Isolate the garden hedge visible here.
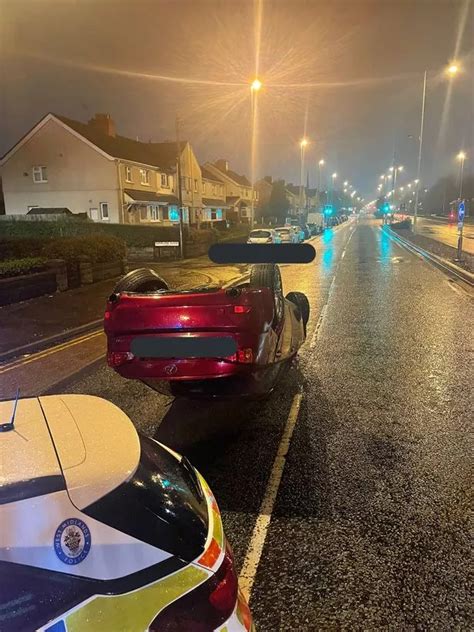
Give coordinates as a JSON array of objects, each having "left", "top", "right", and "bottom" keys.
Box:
[{"left": 0, "top": 257, "right": 48, "bottom": 278}]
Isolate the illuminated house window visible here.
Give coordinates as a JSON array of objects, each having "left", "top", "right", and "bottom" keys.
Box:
[
  {"left": 168, "top": 207, "right": 180, "bottom": 222},
  {"left": 125, "top": 166, "right": 132, "bottom": 182},
  {"left": 140, "top": 169, "right": 150, "bottom": 185}
]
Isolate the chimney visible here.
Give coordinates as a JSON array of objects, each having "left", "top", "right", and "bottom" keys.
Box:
[
  {"left": 215, "top": 159, "right": 229, "bottom": 172},
  {"left": 88, "top": 113, "right": 116, "bottom": 137}
]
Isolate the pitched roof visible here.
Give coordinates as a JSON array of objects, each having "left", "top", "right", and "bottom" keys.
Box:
[
  {"left": 200, "top": 166, "right": 223, "bottom": 183},
  {"left": 211, "top": 163, "right": 251, "bottom": 187},
  {"left": 55, "top": 114, "right": 184, "bottom": 170}
]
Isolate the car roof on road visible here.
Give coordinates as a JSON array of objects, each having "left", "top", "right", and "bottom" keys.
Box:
[{"left": 0, "top": 395, "right": 140, "bottom": 508}]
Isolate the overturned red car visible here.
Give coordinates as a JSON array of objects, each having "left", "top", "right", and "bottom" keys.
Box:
[{"left": 104, "top": 264, "right": 309, "bottom": 398}]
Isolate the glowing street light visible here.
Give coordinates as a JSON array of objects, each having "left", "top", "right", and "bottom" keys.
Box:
[
  {"left": 343, "top": 180, "right": 348, "bottom": 186},
  {"left": 251, "top": 78, "right": 262, "bottom": 91},
  {"left": 457, "top": 151, "right": 467, "bottom": 198},
  {"left": 300, "top": 138, "right": 309, "bottom": 148},
  {"left": 332, "top": 172, "right": 337, "bottom": 179},
  {"left": 447, "top": 63, "right": 459, "bottom": 77}
]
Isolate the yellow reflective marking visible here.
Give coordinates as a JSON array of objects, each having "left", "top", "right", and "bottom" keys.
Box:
[
  {"left": 0, "top": 331, "right": 102, "bottom": 374},
  {"left": 66, "top": 565, "right": 208, "bottom": 632}
]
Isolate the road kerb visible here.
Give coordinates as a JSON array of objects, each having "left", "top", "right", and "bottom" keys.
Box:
[{"left": 383, "top": 226, "right": 474, "bottom": 287}]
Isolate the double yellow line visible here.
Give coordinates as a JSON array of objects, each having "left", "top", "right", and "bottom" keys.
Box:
[{"left": 0, "top": 330, "right": 103, "bottom": 375}]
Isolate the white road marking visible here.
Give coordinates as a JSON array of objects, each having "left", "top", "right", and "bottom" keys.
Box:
[
  {"left": 310, "top": 303, "right": 328, "bottom": 348},
  {"left": 238, "top": 392, "right": 303, "bottom": 601}
]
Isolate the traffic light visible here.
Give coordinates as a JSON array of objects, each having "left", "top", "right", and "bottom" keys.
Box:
[
  {"left": 382, "top": 202, "right": 391, "bottom": 214},
  {"left": 323, "top": 204, "right": 333, "bottom": 216}
]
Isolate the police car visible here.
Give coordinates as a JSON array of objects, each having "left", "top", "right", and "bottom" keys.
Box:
[{"left": 0, "top": 394, "right": 253, "bottom": 631}]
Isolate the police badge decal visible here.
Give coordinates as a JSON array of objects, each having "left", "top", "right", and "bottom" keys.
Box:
[{"left": 54, "top": 518, "right": 91, "bottom": 565}]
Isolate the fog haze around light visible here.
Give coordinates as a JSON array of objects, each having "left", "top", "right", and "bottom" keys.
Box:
[{"left": 1, "top": 0, "right": 473, "bottom": 196}]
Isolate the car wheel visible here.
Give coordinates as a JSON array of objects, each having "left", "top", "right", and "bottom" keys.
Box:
[
  {"left": 249, "top": 264, "right": 284, "bottom": 327},
  {"left": 286, "top": 291, "right": 310, "bottom": 335},
  {"left": 113, "top": 268, "right": 169, "bottom": 293}
]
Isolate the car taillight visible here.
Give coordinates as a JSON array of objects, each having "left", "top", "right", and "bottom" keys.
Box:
[
  {"left": 233, "top": 305, "right": 251, "bottom": 314},
  {"left": 208, "top": 545, "right": 238, "bottom": 614},
  {"left": 150, "top": 544, "right": 239, "bottom": 632},
  {"left": 107, "top": 351, "right": 134, "bottom": 367},
  {"left": 237, "top": 348, "right": 253, "bottom": 363},
  {"left": 104, "top": 310, "right": 111, "bottom": 320}
]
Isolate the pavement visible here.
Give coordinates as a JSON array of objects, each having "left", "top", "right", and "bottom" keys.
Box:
[
  {"left": 0, "top": 255, "right": 248, "bottom": 356},
  {"left": 0, "top": 218, "right": 471, "bottom": 629},
  {"left": 409, "top": 216, "right": 474, "bottom": 254}
]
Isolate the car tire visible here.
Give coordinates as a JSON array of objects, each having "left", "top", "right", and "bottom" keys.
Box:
[
  {"left": 113, "top": 268, "right": 169, "bottom": 293},
  {"left": 249, "top": 264, "right": 284, "bottom": 327},
  {"left": 286, "top": 291, "right": 310, "bottom": 335}
]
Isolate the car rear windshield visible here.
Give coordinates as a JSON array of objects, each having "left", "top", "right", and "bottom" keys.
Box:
[
  {"left": 250, "top": 230, "right": 271, "bottom": 238},
  {"left": 84, "top": 435, "right": 209, "bottom": 560}
]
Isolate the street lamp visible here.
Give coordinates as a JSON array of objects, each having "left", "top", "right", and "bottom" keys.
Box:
[
  {"left": 457, "top": 151, "right": 466, "bottom": 198},
  {"left": 343, "top": 180, "right": 348, "bottom": 187},
  {"left": 414, "top": 62, "right": 460, "bottom": 229},
  {"left": 251, "top": 78, "right": 262, "bottom": 92},
  {"left": 299, "top": 138, "right": 309, "bottom": 211},
  {"left": 447, "top": 63, "right": 459, "bottom": 77},
  {"left": 456, "top": 151, "right": 467, "bottom": 259},
  {"left": 318, "top": 159, "right": 325, "bottom": 191},
  {"left": 250, "top": 78, "right": 262, "bottom": 226}
]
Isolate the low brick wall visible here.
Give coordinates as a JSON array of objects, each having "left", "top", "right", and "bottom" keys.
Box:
[
  {"left": 0, "top": 270, "right": 57, "bottom": 306},
  {"left": 92, "top": 260, "right": 126, "bottom": 282}
]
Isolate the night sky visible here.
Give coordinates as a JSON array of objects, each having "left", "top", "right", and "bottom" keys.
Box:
[{"left": 1, "top": 0, "right": 473, "bottom": 198}]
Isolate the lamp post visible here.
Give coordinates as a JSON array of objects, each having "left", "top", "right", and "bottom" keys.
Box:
[
  {"left": 318, "top": 159, "right": 325, "bottom": 193},
  {"left": 456, "top": 151, "right": 467, "bottom": 259},
  {"left": 299, "top": 138, "right": 309, "bottom": 212},
  {"left": 250, "top": 79, "right": 262, "bottom": 227},
  {"left": 331, "top": 172, "right": 337, "bottom": 205},
  {"left": 414, "top": 62, "right": 460, "bottom": 229}
]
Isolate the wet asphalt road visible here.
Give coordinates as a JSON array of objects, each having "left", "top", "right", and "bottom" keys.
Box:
[{"left": 42, "top": 219, "right": 472, "bottom": 629}]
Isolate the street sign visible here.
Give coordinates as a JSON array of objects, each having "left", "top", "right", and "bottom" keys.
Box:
[
  {"left": 457, "top": 200, "right": 465, "bottom": 223},
  {"left": 154, "top": 241, "right": 180, "bottom": 247},
  {"left": 458, "top": 221, "right": 464, "bottom": 231}
]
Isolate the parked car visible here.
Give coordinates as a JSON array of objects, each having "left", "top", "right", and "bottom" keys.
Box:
[
  {"left": 105, "top": 264, "right": 310, "bottom": 399},
  {"left": 247, "top": 228, "right": 281, "bottom": 244},
  {"left": 275, "top": 226, "right": 298, "bottom": 243},
  {"left": 287, "top": 219, "right": 305, "bottom": 242},
  {"left": 0, "top": 394, "right": 253, "bottom": 632},
  {"left": 308, "top": 223, "right": 324, "bottom": 236}
]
